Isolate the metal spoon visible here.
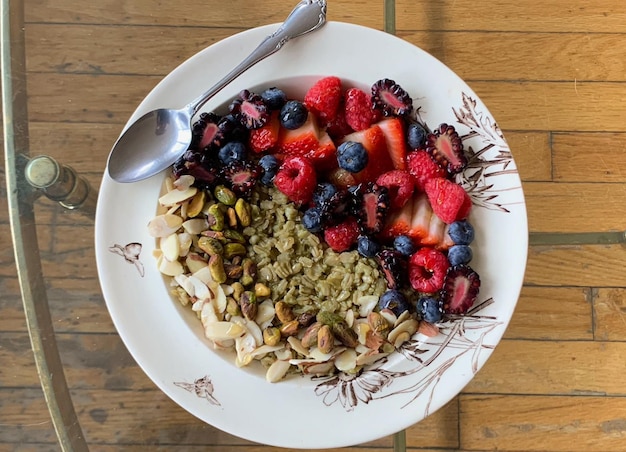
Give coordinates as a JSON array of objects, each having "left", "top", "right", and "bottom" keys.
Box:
[{"left": 107, "top": 0, "right": 327, "bottom": 183}]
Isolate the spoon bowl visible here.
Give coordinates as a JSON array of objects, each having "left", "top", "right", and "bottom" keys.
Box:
[{"left": 107, "top": 0, "right": 327, "bottom": 183}]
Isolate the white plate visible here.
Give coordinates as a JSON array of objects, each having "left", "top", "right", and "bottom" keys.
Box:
[{"left": 95, "top": 21, "right": 527, "bottom": 449}]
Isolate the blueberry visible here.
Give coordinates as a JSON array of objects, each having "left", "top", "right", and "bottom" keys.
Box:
[
  {"left": 447, "top": 244, "right": 473, "bottom": 266},
  {"left": 337, "top": 141, "right": 368, "bottom": 173},
  {"left": 302, "top": 207, "right": 324, "bottom": 233},
  {"left": 357, "top": 236, "right": 380, "bottom": 258},
  {"left": 260, "top": 87, "right": 287, "bottom": 110},
  {"left": 417, "top": 297, "right": 443, "bottom": 323},
  {"left": 448, "top": 220, "right": 475, "bottom": 245},
  {"left": 393, "top": 235, "right": 415, "bottom": 256},
  {"left": 378, "top": 290, "right": 410, "bottom": 316},
  {"left": 218, "top": 141, "right": 246, "bottom": 165},
  {"left": 312, "top": 182, "right": 338, "bottom": 206},
  {"left": 280, "top": 100, "right": 308, "bottom": 130},
  {"left": 407, "top": 122, "right": 428, "bottom": 149},
  {"left": 259, "top": 154, "right": 280, "bottom": 185}
]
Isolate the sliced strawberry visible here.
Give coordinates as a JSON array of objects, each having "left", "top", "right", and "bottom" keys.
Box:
[
  {"left": 424, "top": 177, "right": 472, "bottom": 224},
  {"left": 304, "top": 76, "right": 343, "bottom": 123},
  {"left": 275, "top": 114, "right": 320, "bottom": 156},
  {"left": 325, "top": 104, "right": 353, "bottom": 140},
  {"left": 439, "top": 224, "right": 456, "bottom": 251},
  {"left": 421, "top": 211, "right": 446, "bottom": 247},
  {"left": 248, "top": 111, "right": 280, "bottom": 153},
  {"left": 377, "top": 117, "right": 408, "bottom": 170},
  {"left": 304, "top": 130, "right": 337, "bottom": 171},
  {"left": 425, "top": 123, "right": 468, "bottom": 175},
  {"left": 442, "top": 265, "right": 481, "bottom": 314},
  {"left": 406, "top": 150, "right": 446, "bottom": 192},
  {"left": 379, "top": 200, "right": 413, "bottom": 240},
  {"left": 408, "top": 247, "right": 450, "bottom": 294},
  {"left": 341, "top": 124, "right": 393, "bottom": 183},
  {"left": 344, "top": 87, "right": 375, "bottom": 132},
  {"left": 410, "top": 192, "right": 432, "bottom": 241},
  {"left": 376, "top": 170, "right": 414, "bottom": 210}
]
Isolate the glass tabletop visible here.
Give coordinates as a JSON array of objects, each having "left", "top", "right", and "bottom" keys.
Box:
[{"left": 3, "top": 0, "right": 626, "bottom": 451}]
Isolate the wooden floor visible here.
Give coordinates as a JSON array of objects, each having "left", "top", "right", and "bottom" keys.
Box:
[{"left": 2, "top": 0, "right": 626, "bottom": 450}]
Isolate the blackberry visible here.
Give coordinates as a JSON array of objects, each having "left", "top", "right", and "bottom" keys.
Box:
[
  {"left": 371, "top": 78, "right": 413, "bottom": 117},
  {"left": 319, "top": 190, "right": 351, "bottom": 227},
  {"left": 218, "top": 114, "right": 249, "bottom": 142},
  {"left": 220, "top": 161, "right": 261, "bottom": 196},
  {"left": 172, "top": 149, "right": 221, "bottom": 188},
  {"left": 190, "top": 112, "right": 224, "bottom": 151},
  {"left": 377, "top": 249, "right": 407, "bottom": 290},
  {"left": 425, "top": 123, "right": 467, "bottom": 175},
  {"left": 229, "top": 89, "right": 269, "bottom": 130},
  {"left": 352, "top": 182, "right": 389, "bottom": 235}
]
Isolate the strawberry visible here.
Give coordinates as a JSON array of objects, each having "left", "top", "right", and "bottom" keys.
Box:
[
  {"left": 406, "top": 150, "right": 446, "bottom": 192},
  {"left": 377, "top": 117, "right": 408, "bottom": 170},
  {"left": 341, "top": 124, "right": 393, "bottom": 183},
  {"left": 441, "top": 265, "right": 481, "bottom": 314},
  {"left": 424, "top": 177, "right": 472, "bottom": 224},
  {"left": 324, "top": 217, "right": 360, "bottom": 252},
  {"left": 273, "top": 156, "right": 317, "bottom": 205},
  {"left": 344, "top": 87, "right": 375, "bottom": 132},
  {"left": 304, "top": 76, "right": 343, "bottom": 123},
  {"left": 275, "top": 114, "right": 337, "bottom": 169},
  {"left": 376, "top": 170, "right": 414, "bottom": 210},
  {"left": 408, "top": 247, "right": 450, "bottom": 293},
  {"left": 425, "top": 123, "right": 468, "bottom": 175},
  {"left": 248, "top": 112, "right": 280, "bottom": 153}
]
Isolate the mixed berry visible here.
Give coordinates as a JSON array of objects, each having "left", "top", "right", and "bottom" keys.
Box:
[{"left": 172, "top": 76, "right": 482, "bottom": 325}]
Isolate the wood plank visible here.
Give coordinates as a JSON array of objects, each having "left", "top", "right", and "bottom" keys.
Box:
[
  {"left": 505, "top": 131, "right": 551, "bottom": 182},
  {"left": 526, "top": 244, "right": 626, "bottom": 287},
  {"left": 27, "top": 75, "right": 626, "bottom": 133},
  {"left": 397, "top": 31, "right": 626, "bottom": 82},
  {"left": 470, "top": 81, "right": 626, "bottom": 132},
  {"left": 460, "top": 394, "right": 626, "bottom": 451},
  {"left": 464, "top": 340, "right": 626, "bottom": 395},
  {"left": 25, "top": 24, "right": 237, "bottom": 76},
  {"left": 24, "top": 0, "right": 384, "bottom": 28},
  {"left": 396, "top": 0, "right": 626, "bottom": 33},
  {"left": 553, "top": 132, "right": 626, "bottom": 182},
  {"left": 0, "top": 388, "right": 57, "bottom": 444},
  {"left": 524, "top": 182, "right": 626, "bottom": 233},
  {"left": 505, "top": 286, "right": 592, "bottom": 340},
  {"left": 593, "top": 288, "right": 626, "bottom": 341}
]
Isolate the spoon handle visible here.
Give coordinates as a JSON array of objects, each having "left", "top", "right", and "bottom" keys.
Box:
[{"left": 188, "top": 0, "right": 327, "bottom": 115}]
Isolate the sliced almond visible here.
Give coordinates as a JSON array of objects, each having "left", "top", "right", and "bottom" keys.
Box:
[
  {"left": 204, "top": 321, "right": 245, "bottom": 341},
  {"left": 147, "top": 214, "right": 183, "bottom": 238},
  {"left": 159, "top": 186, "right": 198, "bottom": 207},
  {"left": 160, "top": 233, "right": 180, "bottom": 262},
  {"left": 182, "top": 218, "right": 209, "bottom": 235}
]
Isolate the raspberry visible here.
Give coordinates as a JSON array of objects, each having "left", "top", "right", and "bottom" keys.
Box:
[
  {"left": 274, "top": 156, "right": 317, "bottom": 205},
  {"left": 376, "top": 170, "right": 414, "bottom": 210},
  {"left": 408, "top": 247, "right": 450, "bottom": 293},
  {"left": 406, "top": 150, "right": 446, "bottom": 192},
  {"left": 325, "top": 107, "right": 353, "bottom": 140},
  {"left": 304, "top": 76, "right": 342, "bottom": 123},
  {"left": 323, "top": 217, "right": 360, "bottom": 252},
  {"left": 424, "top": 177, "right": 472, "bottom": 224},
  {"left": 344, "top": 88, "right": 375, "bottom": 132},
  {"left": 248, "top": 112, "right": 280, "bottom": 153}
]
